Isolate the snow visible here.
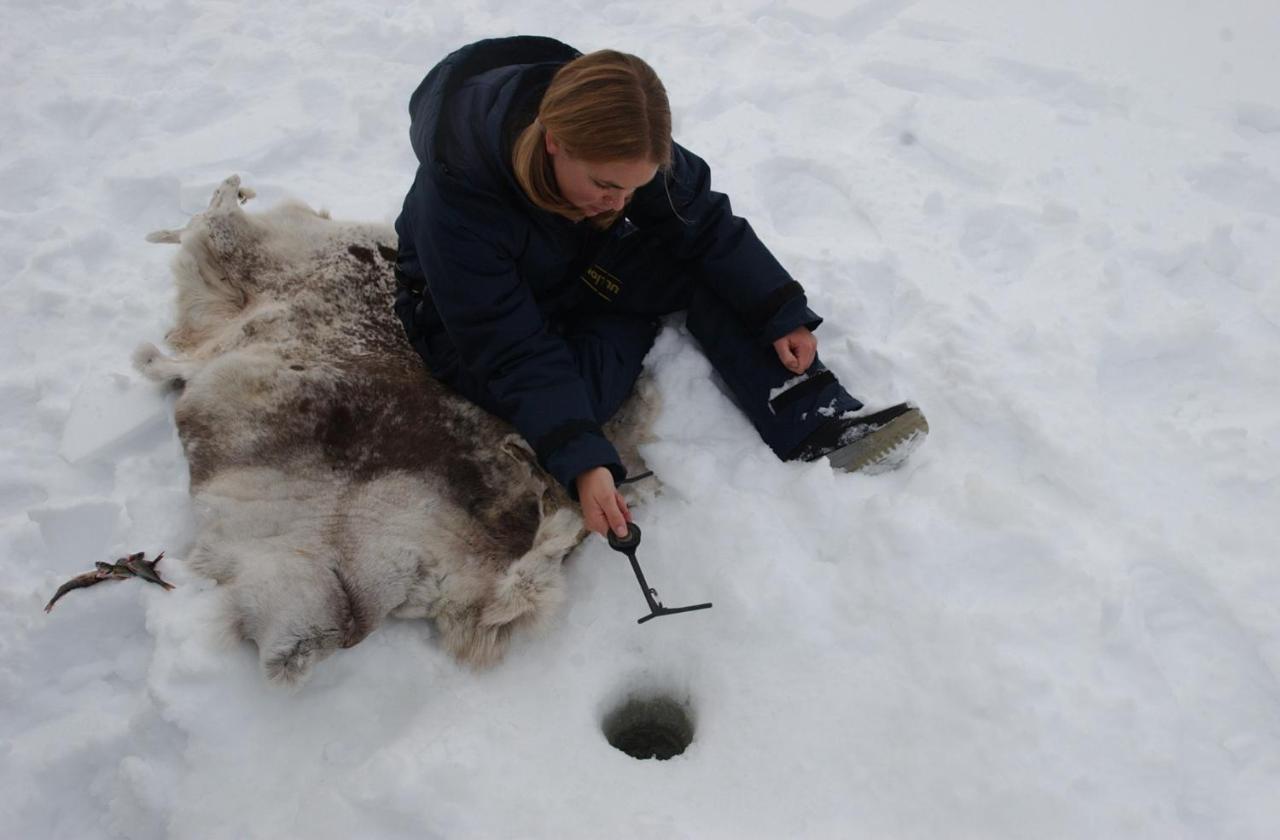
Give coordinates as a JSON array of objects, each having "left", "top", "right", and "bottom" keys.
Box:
[
  {"left": 59, "top": 374, "right": 171, "bottom": 464},
  {"left": 2, "top": 0, "right": 1278, "bottom": 837}
]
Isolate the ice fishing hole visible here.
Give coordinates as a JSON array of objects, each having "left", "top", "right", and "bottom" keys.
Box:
[{"left": 602, "top": 695, "right": 694, "bottom": 760}]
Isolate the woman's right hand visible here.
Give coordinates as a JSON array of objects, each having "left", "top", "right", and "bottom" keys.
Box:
[{"left": 575, "top": 466, "right": 631, "bottom": 538}]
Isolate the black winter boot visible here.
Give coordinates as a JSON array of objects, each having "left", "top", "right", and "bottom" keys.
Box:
[{"left": 788, "top": 403, "right": 928, "bottom": 474}]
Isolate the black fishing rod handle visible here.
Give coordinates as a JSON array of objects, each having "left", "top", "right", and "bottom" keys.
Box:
[{"left": 607, "top": 522, "right": 642, "bottom": 553}]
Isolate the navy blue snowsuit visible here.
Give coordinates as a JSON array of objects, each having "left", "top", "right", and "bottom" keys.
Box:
[{"left": 393, "top": 36, "right": 861, "bottom": 494}]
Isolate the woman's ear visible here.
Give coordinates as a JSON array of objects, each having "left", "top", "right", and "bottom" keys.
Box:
[{"left": 544, "top": 129, "right": 560, "bottom": 156}]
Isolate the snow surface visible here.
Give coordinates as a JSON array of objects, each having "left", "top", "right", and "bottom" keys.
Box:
[{"left": 3, "top": 1, "right": 1279, "bottom": 837}]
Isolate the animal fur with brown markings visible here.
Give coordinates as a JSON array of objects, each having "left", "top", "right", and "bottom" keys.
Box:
[{"left": 136, "top": 176, "right": 656, "bottom": 684}]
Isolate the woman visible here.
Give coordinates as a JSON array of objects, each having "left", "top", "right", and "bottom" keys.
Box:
[{"left": 393, "top": 36, "right": 927, "bottom": 539}]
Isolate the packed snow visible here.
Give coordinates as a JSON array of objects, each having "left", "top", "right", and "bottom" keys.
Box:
[{"left": 3, "top": 0, "right": 1278, "bottom": 837}]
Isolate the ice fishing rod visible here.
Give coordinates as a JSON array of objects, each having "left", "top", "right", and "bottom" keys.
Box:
[{"left": 606, "top": 522, "right": 712, "bottom": 624}]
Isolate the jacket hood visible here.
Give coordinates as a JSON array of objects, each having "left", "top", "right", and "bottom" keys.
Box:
[{"left": 407, "top": 36, "right": 581, "bottom": 178}]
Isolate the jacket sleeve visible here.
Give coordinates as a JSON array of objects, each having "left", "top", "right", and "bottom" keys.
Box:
[
  {"left": 409, "top": 170, "right": 625, "bottom": 495},
  {"left": 628, "top": 142, "right": 821, "bottom": 344}
]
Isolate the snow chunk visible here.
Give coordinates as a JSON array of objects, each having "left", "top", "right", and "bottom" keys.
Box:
[
  {"left": 27, "top": 500, "right": 121, "bottom": 568},
  {"left": 59, "top": 372, "right": 171, "bottom": 464}
]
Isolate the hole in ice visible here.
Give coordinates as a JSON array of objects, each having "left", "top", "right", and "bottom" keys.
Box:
[{"left": 602, "top": 694, "right": 694, "bottom": 760}]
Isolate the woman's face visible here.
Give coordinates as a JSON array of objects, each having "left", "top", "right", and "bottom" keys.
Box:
[{"left": 545, "top": 131, "right": 658, "bottom": 219}]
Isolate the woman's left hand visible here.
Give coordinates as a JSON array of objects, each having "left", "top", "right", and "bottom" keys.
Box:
[{"left": 773, "top": 326, "right": 817, "bottom": 375}]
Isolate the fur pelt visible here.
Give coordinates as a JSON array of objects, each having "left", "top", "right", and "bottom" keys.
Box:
[{"left": 136, "top": 176, "right": 656, "bottom": 684}]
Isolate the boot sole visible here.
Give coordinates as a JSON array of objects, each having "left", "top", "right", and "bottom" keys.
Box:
[{"left": 827, "top": 408, "right": 929, "bottom": 474}]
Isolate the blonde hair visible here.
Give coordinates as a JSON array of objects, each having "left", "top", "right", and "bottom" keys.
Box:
[{"left": 512, "top": 50, "right": 672, "bottom": 228}]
